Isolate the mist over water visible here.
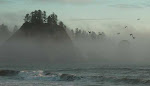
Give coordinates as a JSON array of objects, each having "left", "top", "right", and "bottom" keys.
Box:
[
  {"left": 65, "top": 26, "right": 150, "bottom": 65},
  {"left": 0, "top": 23, "right": 150, "bottom": 65},
  {"left": 0, "top": 22, "right": 150, "bottom": 66}
]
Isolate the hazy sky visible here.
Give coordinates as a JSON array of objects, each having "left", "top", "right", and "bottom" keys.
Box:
[{"left": 1, "top": 0, "right": 150, "bottom": 33}]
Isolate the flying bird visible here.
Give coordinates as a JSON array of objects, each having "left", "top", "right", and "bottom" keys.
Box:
[
  {"left": 125, "top": 26, "right": 128, "bottom": 28},
  {"left": 137, "top": 18, "right": 140, "bottom": 20},
  {"left": 88, "top": 31, "right": 91, "bottom": 33},
  {"left": 130, "top": 34, "right": 135, "bottom": 39},
  {"left": 117, "top": 33, "right": 120, "bottom": 35}
]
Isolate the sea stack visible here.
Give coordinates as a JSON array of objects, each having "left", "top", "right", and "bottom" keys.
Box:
[{"left": 0, "top": 10, "right": 81, "bottom": 65}]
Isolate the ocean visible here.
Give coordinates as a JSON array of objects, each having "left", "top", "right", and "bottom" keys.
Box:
[{"left": 0, "top": 64, "right": 150, "bottom": 86}]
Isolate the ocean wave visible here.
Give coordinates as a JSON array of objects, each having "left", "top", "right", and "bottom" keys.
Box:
[
  {"left": 117, "top": 78, "right": 150, "bottom": 84},
  {"left": 44, "top": 71, "right": 83, "bottom": 81},
  {"left": 57, "top": 67, "right": 133, "bottom": 72},
  {"left": 0, "top": 69, "right": 150, "bottom": 85},
  {"left": 0, "top": 70, "right": 83, "bottom": 81},
  {"left": 88, "top": 75, "right": 150, "bottom": 85}
]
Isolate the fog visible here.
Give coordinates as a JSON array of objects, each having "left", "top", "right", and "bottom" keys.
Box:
[
  {"left": 66, "top": 24, "right": 150, "bottom": 65},
  {"left": 1, "top": 9, "right": 150, "bottom": 66},
  {"left": 0, "top": 23, "right": 150, "bottom": 66}
]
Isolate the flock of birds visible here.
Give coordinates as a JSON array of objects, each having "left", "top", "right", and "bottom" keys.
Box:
[
  {"left": 117, "top": 25, "right": 136, "bottom": 39},
  {"left": 88, "top": 18, "right": 140, "bottom": 40},
  {"left": 115, "top": 18, "right": 141, "bottom": 40}
]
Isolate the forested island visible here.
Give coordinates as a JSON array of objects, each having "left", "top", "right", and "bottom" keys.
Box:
[{"left": 0, "top": 10, "right": 85, "bottom": 65}]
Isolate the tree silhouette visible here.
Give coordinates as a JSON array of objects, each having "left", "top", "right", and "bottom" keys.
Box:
[
  {"left": 67, "top": 28, "right": 106, "bottom": 41},
  {"left": 48, "top": 12, "right": 58, "bottom": 25},
  {"left": 30, "top": 11, "right": 36, "bottom": 23},
  {"left": 24, "top": 14, "right": 30, "bottom": 23},
  {"left": 24, "top": 10, "right": 47, "bottom": 24},
  {"left": 23, "top": 10, "right": 71, "bottom": 35},
  {"left": 43, "top": 11, "right": 47, "bottom": 23},
  {"left": 30, "top": 10, "right": 43, "bottom": 24},
  {"left": 24, "top": 10, "right": 60, "bottom": 25},
  {"left": 37, "top": 10, "right": 43, "bottom": 23},
  {"left": 59, "top": 21, "right": 65, "bottom": 28},
  {"left": 23, "top": 10, "right": 107, "bottom": 41},
  {"left": 0, "top": 24, "right": 10, "bottom": 36}
]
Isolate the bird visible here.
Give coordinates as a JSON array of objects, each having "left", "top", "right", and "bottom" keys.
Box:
[
  {"left": 133, "top": 37, "right": 136, "bottom": 39},
  {"left": 137, "top": 18, "right": 140, "bottom": 20},
  {"left": 117, "top": 33, "right": 120, "bottom": 35},
  {"left": 125, "top": 26, "right": 128, "bottom": 28},
  {"left": 88, "top": 31, "right": 91, "bottom": 33},
  {"left": 130, "top": 34, "right": 136, "bottom": 39},
  {"left": 130, "top": 34, "right": 133, "bottom": 36}
]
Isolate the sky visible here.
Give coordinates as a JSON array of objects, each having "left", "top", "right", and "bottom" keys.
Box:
[{"left": 1, "top": 0, "right": 150, "bottom": 35}]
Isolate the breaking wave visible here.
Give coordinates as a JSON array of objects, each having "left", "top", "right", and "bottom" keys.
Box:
[
  {"left": 0, "top": 70, "right": 83, "bottom": 81},
  {"left": 0, "top": 69, "right": 150, "bottom": 85}
]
